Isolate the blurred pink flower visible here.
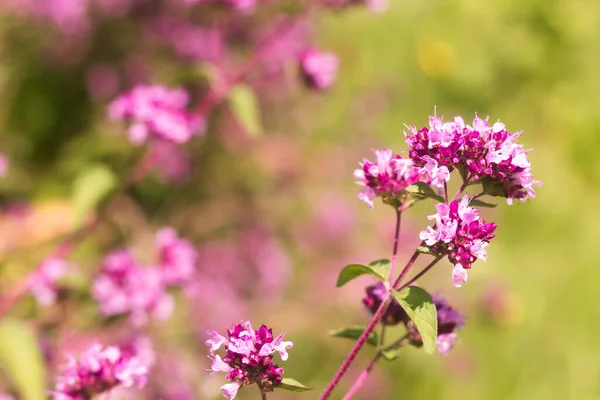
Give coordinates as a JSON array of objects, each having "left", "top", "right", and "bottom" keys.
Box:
[
  {"left": 298, "top": 47, "right": 339, "bottom": 90},
  {"left": 28, "top": 257, "right": 71, "bottom": 306},
  {"left": 156, "top": 227, "right": 197, "bottom": 285}
]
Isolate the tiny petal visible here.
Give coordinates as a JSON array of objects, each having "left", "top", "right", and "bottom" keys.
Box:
[
  {"left": 452, "top": 264, "right": 469, "bottom": 288},
  {"left": 220, "top": 382, "right": 241, "bottom": 400}
]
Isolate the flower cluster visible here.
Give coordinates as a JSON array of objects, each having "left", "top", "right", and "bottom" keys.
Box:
[
  {"left": 51, "top": 343, "right": 148, "bottom": 400},
  {"left": 298, "top": 48, "right": 339, "bottom": 91},
  {"left": 108, "top": 84, "right": 205, "bottom": 146},
  {"left": 363, "top": 282, "right": 465, "bottom": 355},
  {"left": 353, "top": 149, "right": 449, "bottom": 208},
  {"left": 205, "top": 321, "right": 293, "bottom": 400},
  {"left": 420, "top": 195, "right": 496, "bottom": 287},
  {"left": 92, "top": 227, "right": 196, "bottom": 325},
  {"left": 405, "top": 113, "right": 540, "bottom": 204},
  {"left": 28, "top": 257, "right": 71, "bottom": 306}
]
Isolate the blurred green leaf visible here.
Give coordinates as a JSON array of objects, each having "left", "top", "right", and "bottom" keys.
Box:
[
  {"left": 381, "top": 347, "right": 401, "bottom": 361},
  {"left": 329, "top": 326, "right": 378, "bottom": 346},
  {"left": 392, "top": 287, "right": 437, "bottom": 354},
  {"left": 405, "top": 182, "right": 445, "bottom": 202},
  {"left": 416, "top": 246, "right": 437, "bottom": 256},
  {"left": 336, "top": 259, "right": 390, "bottom": 287},
  {"left": 228, "top": 84, "right": 262, "bottom": 138},
  {"left": 0, "top": 318, "right": 46, "bottom": 400},
  {"left": 470, "top": 198, "right": 497, "bottom": 208},
  {"left": 278, "top": 378, "right": 312, "bottom": 392},
  {"left": 72, "top": 164, "right": 117, "bottom": 225}
]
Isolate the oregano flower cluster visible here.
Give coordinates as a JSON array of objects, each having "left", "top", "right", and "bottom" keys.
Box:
[
  {"left": 205, "top": 321, "right": 293, "bottom": 399},
  {"left": 51, "top": 343, "right": 148, "bottom": 400}
]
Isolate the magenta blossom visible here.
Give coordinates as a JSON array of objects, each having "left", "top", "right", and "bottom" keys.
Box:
[
  {"left": 108, "top": 84, "right": 205, "bottom": 145},
  {"left": 51, "top": 343, "right": 148, "bottom": 400},
  {"left": 92, "top": 249, "right": 173, "bottom": 326},
  {"left": 298, "top": 48, "right": 339, "bottom": 90},
  {"left": 28, "top": 257, "right": 71, "bottom": 306},
  {"left": 419, "top": 195, "right": 496, "bottom": 287},
  {"left": 405, "top": 112, "right": 541, "bottom": 204},
  {"left": 156, "top": 227, "right": 197, "bottom": 285},
  {"left": 353, "top": 149, "right": 421, "bottom": 208},
  {"left": 205, "top": 321, "right": 293, "bottom": 399},
  {"left": 0, "top": 153, "right": 8, "bottom": 177}
]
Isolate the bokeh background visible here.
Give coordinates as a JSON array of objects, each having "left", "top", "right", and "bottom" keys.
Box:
[{"left": 0, "top": 0, "right": 597, "bottom": 399}]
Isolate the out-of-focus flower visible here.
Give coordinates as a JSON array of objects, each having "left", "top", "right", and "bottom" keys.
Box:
[
  {"left": 205, "top": 321, "right": 293, "bottom": 399},
  {"left": 28, "top": 257, "right": 71, "bottom": 306},
  {"left": 0, "top": 153, "right": 8, "bottom": 177},
  {"left": 354, "top": 149, "right": 420, "bottom": 208},
  {"left": 419, "top": 195, "right": 496, "bottom": 287},
  {"left": 92, "top": 249, "right": 174, "bottom": 326},
  {"left": 299, "top": 48, "right": 339, "bottom": 90},
  {"left": 108, "top": 84, "right": 205, "bottom": 145},
  {"left": 148, "top": 140, "right": 193, "bottom": 182},
  {"left": 51, "top": 343, "right": 148, "bottom": 400},
  {"left": 362, "top": 281, "right": 407, "bottom": 326},
  {"left": 156, "top": 227, "right": 197, "bottom": 286},
  {"left": 405, "top": 112, "right": 541, "bottom": 204}
]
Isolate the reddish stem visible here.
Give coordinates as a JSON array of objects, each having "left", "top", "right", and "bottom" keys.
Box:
[{"left": 341, "top": 353, "right": 382, "bottom": 400}]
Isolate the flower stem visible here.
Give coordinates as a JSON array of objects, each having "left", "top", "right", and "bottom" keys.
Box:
[
  {"left": 388, "top": 208, "right": 402, "bottom": 284},
  {"left": 342, "top": 334, "right": 409, "bottom": 400},
  {"left": 398, "top": 256, "right": 444, "bottom": 290},
  {"left": 319, "top": 209, "right": 411, "bottom": 400},
  {"left": 341, "top": 352, "right": 382, "bottom": 400},
  {"left": 257, "top": 382, "right": 267, "bottom": 400}
]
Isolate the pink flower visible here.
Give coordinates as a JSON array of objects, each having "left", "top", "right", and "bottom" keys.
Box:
[
  {"left": 156, "top": 227, "right": 197, "bottom": 285},
  {"left": 436, "top": 333, "right": 459, "bottom": 355},
  {"left": 354, "top": 149, "right": 420, "bottom": 208},
  {"left": 28, "top": 258, "right": 70, "bottom": 306},
  {"left": 108, "top": 84, "right": 205, "bottom": 145},
  {"left": 92, "top": 249, "right": 173, "bottom": 325},
  {"left": 420, "top": 196, "right": 496, "bottom": 286},
  {"left": 220, "top": 382, "right": 241, "bottom": 400},
  {"left": 405, "top": 111, "right": 541, "bottom": 203},
  {"left": 299, "top": 48, "right": 339, "bottom": 90},
  {"left": 52, "top": 343, "right": 148, "bottom": 399},
  {"left": 418, "top": 156, "right": 450, "bottom": 188},
  {"left": 0, "top": 153, "right": 8, "bottom": 177},
  {"left": 452, "top": 264, "right": 469, "bottom": 288},
  {"left": 205, "top": 322, "right": 292, "bottom": 398}
]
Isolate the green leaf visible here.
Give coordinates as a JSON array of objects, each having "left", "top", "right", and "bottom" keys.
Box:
[
  {"left": 469, "top": 198, "right": 497, "bottom": 208},
  {"left": 72, "top": 164, "right": 117, "bottom": 225},
  {"left": 381, "top": 347, "right": 401, "bottom": 361},
  {"left": 228, "top": 84, "right": 262, "bottom": 138},
  {"left": 0, "top": 318, "right": 46, "bottom": 400},
  {"left": 329, "top": 326, "right": 378, "bottom": 346},
  {"left": 416, "top": 246, "right": 437, "bottom": 256},
  {"left": 481, "top": 178, "right": 504, "bottom": 197},
  {"left": 278, "top": 378, "right": 312, "bottom": 392},
  {"left": 336, "top": 259, "right": 391, "bottom": 287},
  {"left": 392, "top": 287, "right": 438, "bottom": 354},
  {"left": 405, "top": 182, "right": 445, "bottom": 202}
]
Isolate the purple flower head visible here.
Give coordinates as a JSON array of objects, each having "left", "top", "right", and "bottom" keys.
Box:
[
  {"left": 204, "top": 321, "right": 292, "bottom": 399},
  {"left": 28, "top": 257, "right": 71, "bottom": 307},
  {"left": 419, "top": 195, "right": 496, "bottom": 287},
  {"left": 407, "top": 294, "right": 465, "bottom": 355},
  {"left": 51, "top": 343, "right": 148, "bottom": 400},
  {"left": 405, "top": 112, "right": 541, "bottom": 204},
  {"left": 92, "top": 249, "right": 173, "bottom": 326},
  {"left": 156, "top": 227, "right": 197, "bottom": 286},
  {"left": 298, "top": 48, "right": 339, "bottom": 90},
  {"left": 354, "top": 149, "right": 421, "bottom": 208},
  {"left": 108, "top": 84, "right": 205, "bottom": 145},
  {"left": 362, "top": 281, "right": 407, "bottom": 325}
]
